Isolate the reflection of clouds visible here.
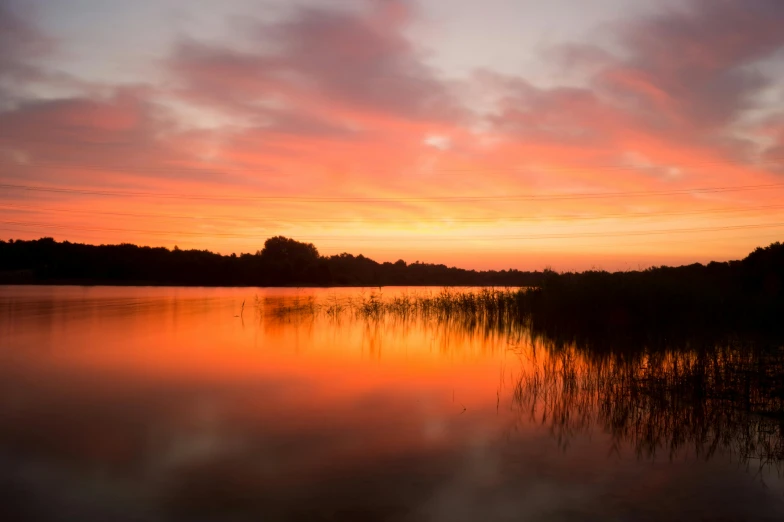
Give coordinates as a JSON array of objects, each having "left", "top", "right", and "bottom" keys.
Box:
[
  {"left": 0, "top": 357, "right": 474, "bottom": 519},
  {"left": 418, "top": 426, "right": 784, "bottom": 522},
  {"left": 422, "top": 417, "right": 447, "bottom": 442},
  {"left": 153, "top": 397, "right": 247, "bottom": 473}
]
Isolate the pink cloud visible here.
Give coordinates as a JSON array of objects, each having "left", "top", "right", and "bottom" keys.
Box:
[{"left": 169, "top": 1, "right": 466, "bottom": 129}]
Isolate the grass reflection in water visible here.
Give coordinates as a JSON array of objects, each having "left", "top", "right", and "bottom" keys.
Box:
[{"left": 259, "top": 288, "right": 784, "bottom": 475}]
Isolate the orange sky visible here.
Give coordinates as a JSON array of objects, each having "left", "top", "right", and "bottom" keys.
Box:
[{"left": 1, "top": 0, "right": 784, "bottom": 270}]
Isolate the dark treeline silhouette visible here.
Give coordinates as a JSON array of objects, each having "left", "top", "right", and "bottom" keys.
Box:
[
  {"left": 0, "top": 236, "right": 543, "bottom": 287},
  {"left": 519, "top": 241, "right": 784, "bottom": 344},
  {"left": 230, "top": 238, "right": 783, "bottom": 343},
  {"left": 2, "top": 237, "right": 782, "bottom": 338}
]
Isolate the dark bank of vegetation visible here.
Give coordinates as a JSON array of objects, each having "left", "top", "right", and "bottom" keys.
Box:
[
  {"left": 256, "top": 240, "right": 784, "bottom": 341},
  {"left": 2, "top": 236, "right": 783, "bottom": 339},
  {"left": 523, "top": 240, "right": 784, "bottom": 346},
  {"left": 0, "top": 236, "right": 543, "bottom": 287}
]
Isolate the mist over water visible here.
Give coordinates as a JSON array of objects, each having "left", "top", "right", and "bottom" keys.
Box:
[{"left": 1, "top": 286, "right": 783, "bottom": 521}]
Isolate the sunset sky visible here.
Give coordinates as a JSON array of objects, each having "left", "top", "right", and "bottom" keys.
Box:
[{"left": 1, "top": 0, "right": 784, "bottom": 270}]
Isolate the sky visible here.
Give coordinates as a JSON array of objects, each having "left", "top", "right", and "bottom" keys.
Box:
[{"left": 1, "top": 0, "right": 784, "bottom": 271}]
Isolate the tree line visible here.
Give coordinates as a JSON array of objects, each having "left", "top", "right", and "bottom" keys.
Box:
[
  {"left": 0, "top": 236, "right": 544, "bottom": 287},
  {"left": 2, "top": 236, "right": 782, "bottom": 337},
  {"left": 520, "top": 241, "right": 784, "bottom": 343}
]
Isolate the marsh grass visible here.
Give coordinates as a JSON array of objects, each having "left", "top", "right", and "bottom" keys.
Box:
[
  {"left": 509, "top": 341, "right": 784, "bottom": 469},
  {"left": 252, "top": 287, "right": 784, "bottom": 470},
  {"left": 254, "top": 288, "right": 530, "bottom": 335},
  {"left": 254, "top": 294, "right": 320, "bottom": 320}
]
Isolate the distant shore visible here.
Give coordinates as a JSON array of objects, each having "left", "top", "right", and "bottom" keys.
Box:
[
  {"left": 0, "top": 236, "right": 544, "bottom": 287},
  {"left": 3, "top": 237, "right": 783, "bottom": 341}
]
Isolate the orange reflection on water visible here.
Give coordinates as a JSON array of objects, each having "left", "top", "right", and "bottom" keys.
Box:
[
  {"left": 1, "top": 286, "right": 512, "bottom": 410},
  {"left": 1, "top": 285, "right": 783, "bottom": 521}
]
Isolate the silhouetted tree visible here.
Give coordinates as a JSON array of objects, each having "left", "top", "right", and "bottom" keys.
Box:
[
  {"left": 0, "top": 236, "right": 543, "bottom": 287},
  {"left": 3, "top": 237, "right": 781, "bottom": 339}
]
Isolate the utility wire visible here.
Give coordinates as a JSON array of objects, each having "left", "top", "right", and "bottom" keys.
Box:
[
  {"left": 2, "top": 181, "right": 784, "bottom": 203},
  {"left": 2, "top": 219, "right": 783, "bottom": 241},
  {"left": 2, "top": 202, "right": 784, "bottom": 224}
]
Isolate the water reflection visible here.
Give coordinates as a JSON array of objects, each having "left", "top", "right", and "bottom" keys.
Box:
[
  {"left": 1, "top": 286, "right": 784, "bottom": 521},
  {"left": 510, "top": 342, "right": 784, "bottom": 468}
]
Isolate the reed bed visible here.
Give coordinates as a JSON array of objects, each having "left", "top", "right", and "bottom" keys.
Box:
[
  {"left": 255, "top": 288, "right": 529, "bottom": 329},
  {"left": 510, "top": 342, "right": 784, "bottom": 468},
  {"left": 252, "top": 287, "right": 784, "bottom": 469}
]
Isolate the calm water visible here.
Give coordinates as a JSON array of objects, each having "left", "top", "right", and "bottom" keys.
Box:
[{"left": 1, "top": 285, "right": 783, "bottom": 521}]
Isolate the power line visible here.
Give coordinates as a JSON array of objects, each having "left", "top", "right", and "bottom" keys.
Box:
[
  {"left": 2, "top": 219, "right": 783, "bottom": 241},
  {"left": 2, "top": 202, "right": 784, "bottom": 224},
  {"left": 2, "top": 181, "right": 784, "bottom": 203},
  {"left": 3, "top": 227, "right": 780, "bottom": 253}
]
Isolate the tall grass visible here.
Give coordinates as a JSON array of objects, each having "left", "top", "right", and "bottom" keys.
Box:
[
  {"left": 255, "top": 280, "right": 784, "bottom": 354},
  {"left": 256, "top": 288, "right": 530, "bottom": 332},
  {"left": 509, "top": 341, "right": 784, "bottom": 468},
  {"left": 253, "top": 287, "right": 784, "bottom": 469}
]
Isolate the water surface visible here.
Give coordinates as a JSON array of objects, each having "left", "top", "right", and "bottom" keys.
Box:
[{"left": 1, "top": 285, "right": 783, "bottom": 521}]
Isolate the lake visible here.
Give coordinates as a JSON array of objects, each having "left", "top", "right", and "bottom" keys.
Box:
[{"left": 1, "top": 285, "right": 783, "bottom": 521}]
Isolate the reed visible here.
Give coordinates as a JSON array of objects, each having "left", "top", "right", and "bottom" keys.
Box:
[
  {"left": 253, "top": 287, "right": 784, "bottom": 469},
  {"left": 509, "top": 341, "right": 784, "bottom": 468},
  {"left": 255, "top": 288, "right": 529, "bottom": 325}
]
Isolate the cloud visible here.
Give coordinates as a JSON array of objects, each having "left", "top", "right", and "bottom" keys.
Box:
[
  {"left": 1, "top": 90, "right": 158, "bottom": 160},
  {"left": 424, "top": 134, "right": 451, "bottom": 150},
  {"left": 0, "top": 0, "right": 467, "bottom": 204},
  {"left": 600, "top": 0, "right": 784, "bottom": 132},
  {"left": 758, "top": 114, "right": 784, "bottom": 171},
  {"left": 478, "top": 0, "right": 784, "bottom": 185},
  {"left": 0, "top": 0, "right": 51, "bottom": 103},
  {"left": 169, "top": 0, "right": 465, "bottom": 132},
  {"left": 0, "top": 1, "right": 49, "bottom": 66},
  {"left": 0, "top": 89, "right": 243, "bottom": 191},
  {"left": 480, "top": 73, "right": 610, "bottom": 150},
  {"left": 150, "top": 0, "right": 480, "bottom": 201}
]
